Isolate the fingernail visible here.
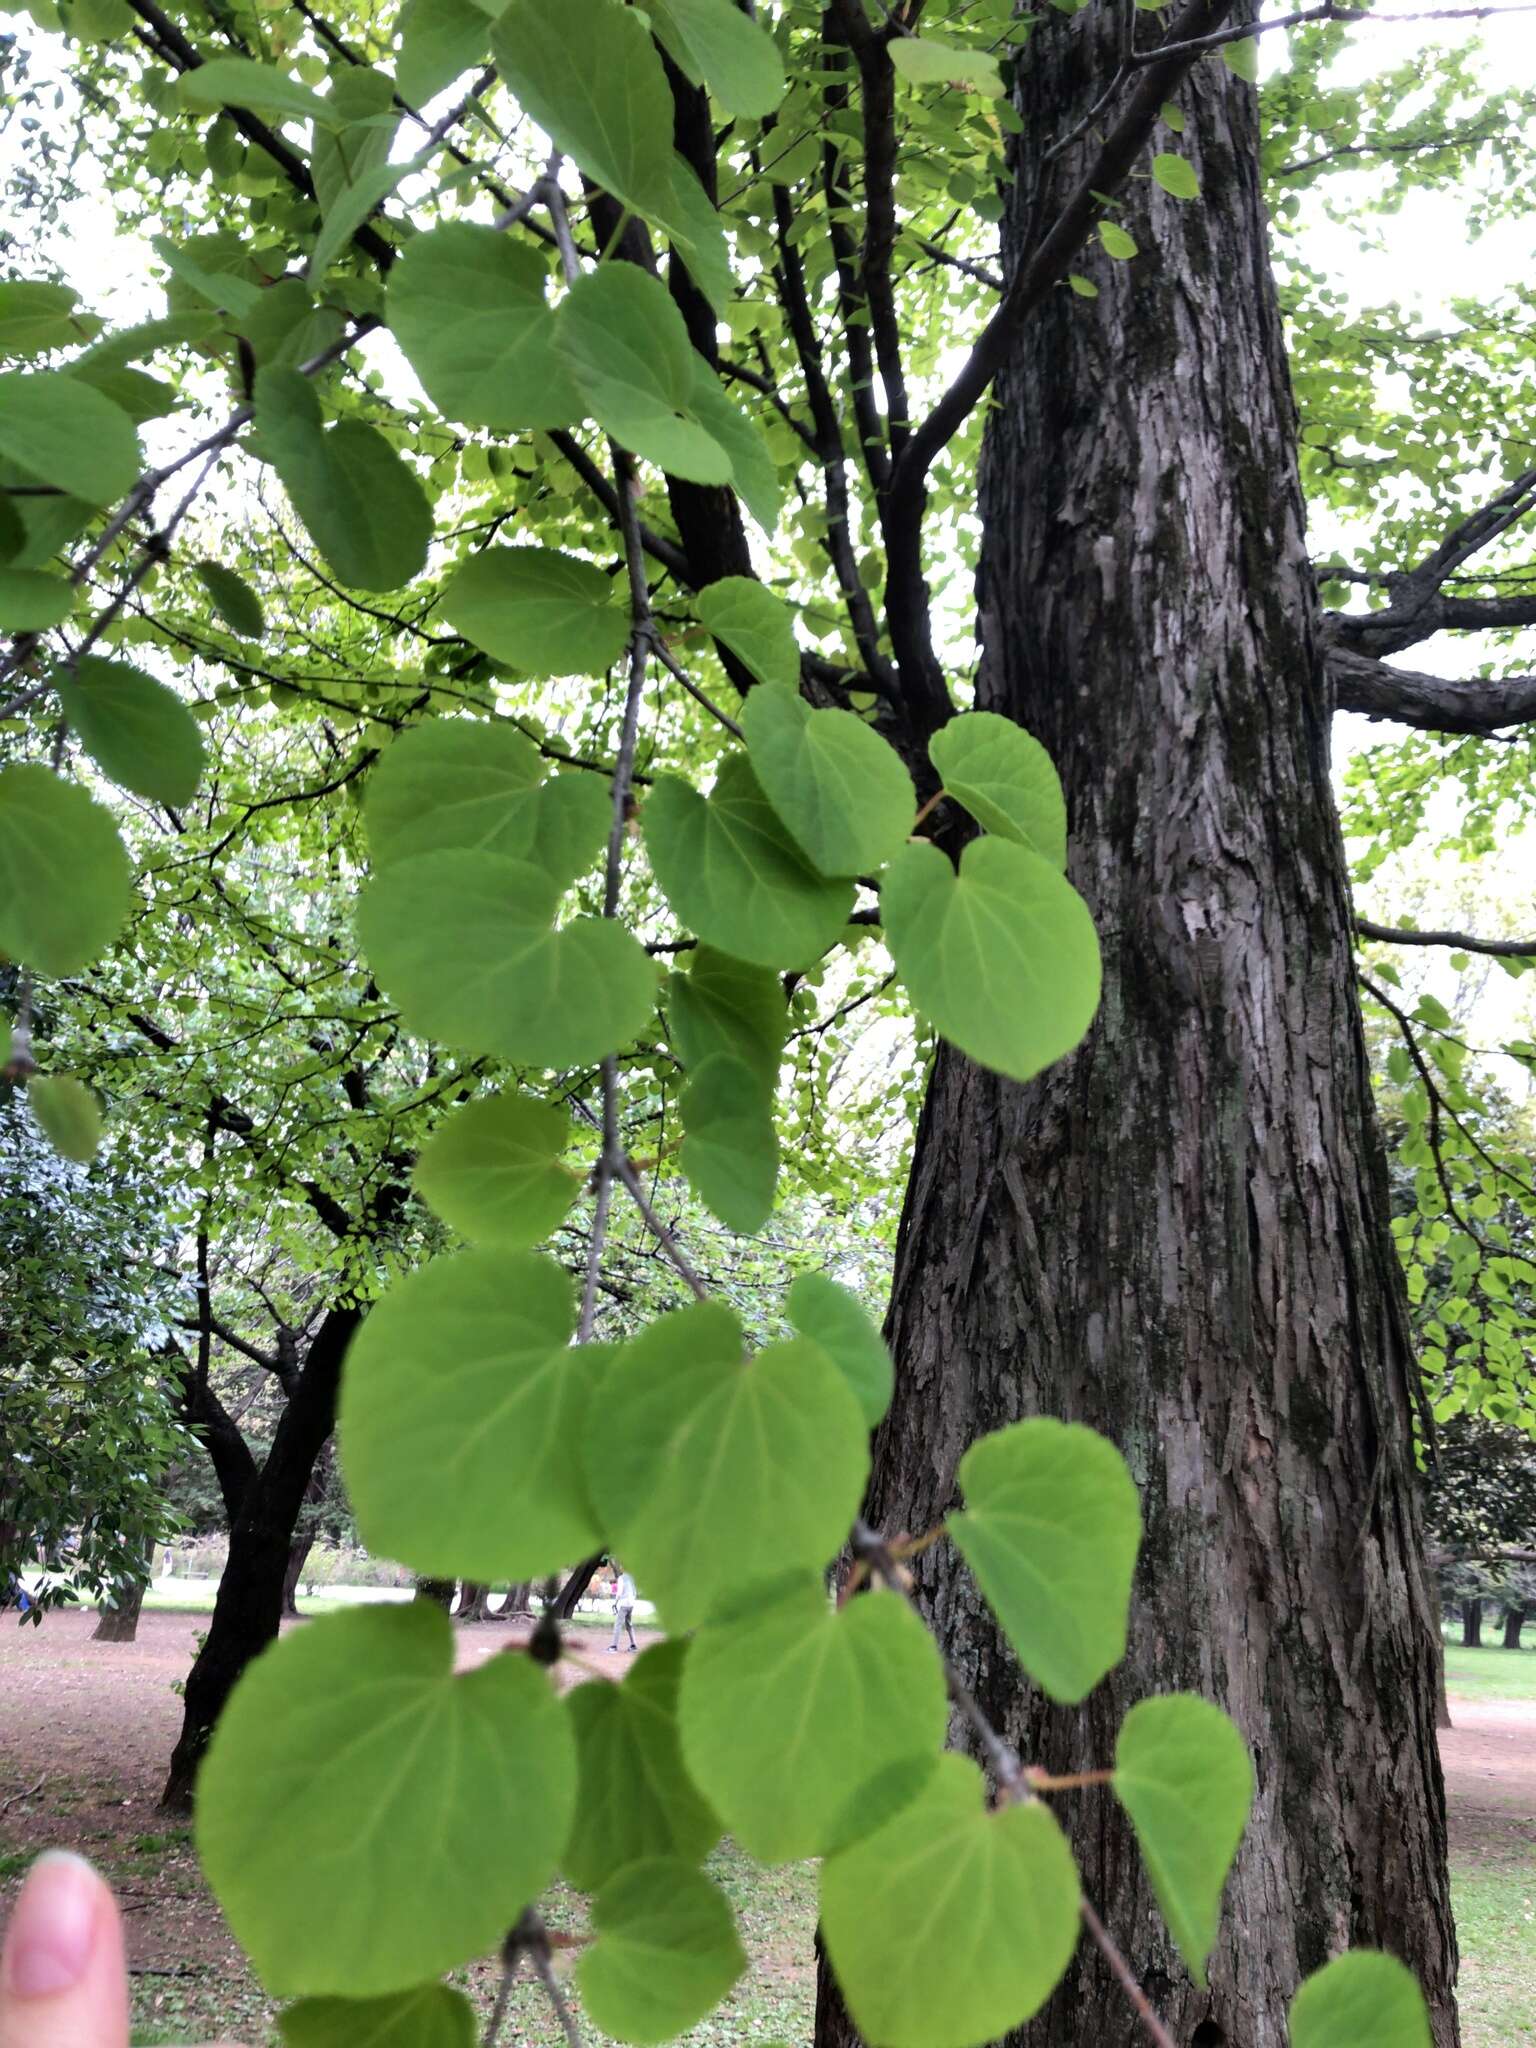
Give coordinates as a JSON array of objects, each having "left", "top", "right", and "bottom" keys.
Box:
[{"left": 2, "top": 1851, "right": 101, "bottom": 1997}]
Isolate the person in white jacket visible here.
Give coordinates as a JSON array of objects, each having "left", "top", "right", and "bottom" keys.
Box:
[{"left": 609, "top": 1563, "right": 638, "bottom": 1652}]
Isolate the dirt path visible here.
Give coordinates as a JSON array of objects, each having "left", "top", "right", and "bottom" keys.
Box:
[{"left": 1439, "top": 1697, "right": 1536, "bottom": 1866}]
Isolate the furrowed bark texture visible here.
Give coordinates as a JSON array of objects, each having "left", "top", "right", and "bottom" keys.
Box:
[{"left": 820, "top": 16, "right": 1457, "bottom": 2048}]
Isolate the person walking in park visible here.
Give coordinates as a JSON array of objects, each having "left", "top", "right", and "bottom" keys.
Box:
[{"left": 609, "top": 1563, "right": 638, "bottom": 1653}]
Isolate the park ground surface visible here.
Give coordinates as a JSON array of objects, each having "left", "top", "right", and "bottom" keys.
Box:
[{"left": 0, "top": 1613, "right": 1531, "bottom": 2047}]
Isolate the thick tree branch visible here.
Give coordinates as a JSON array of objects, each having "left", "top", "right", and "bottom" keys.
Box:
[
  {"left": 1356, "top": 919, "right": 1536, "bottom": 960},
  {"left": 1329, "top": 642, "right": 1536, "bottom": 735}
]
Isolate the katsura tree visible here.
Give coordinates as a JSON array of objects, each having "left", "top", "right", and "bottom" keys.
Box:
[{"left": 5, "top": 0, "right": 1536, "bottom": 2044}]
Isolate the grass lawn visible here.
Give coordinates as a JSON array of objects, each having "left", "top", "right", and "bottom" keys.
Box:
[
  {"left": 1444, "top": 1640, "right": 1536, "bottom": 1702},
  {"left": 1453, "top": 1861, "right": 1536, "bottom": 2048}
]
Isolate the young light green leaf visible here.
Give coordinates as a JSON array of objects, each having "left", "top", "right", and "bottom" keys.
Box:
[
  {"left": 1112, "top": 1695, "right": 1254, "bottom": 1984},
  {"left": 254, "top": 368, "right": 430, "bottom": 592},
  {"left": 741, "top": 686, "right": 916, "bottom": 877},
  {"left": 678, "top": 1575, "right": 945, "bottom": 1861},
  {"left": 786, "top": 1272, "right": 892, "bottom": 1428},
  {"left": 928, "top": 711, "right": 1068, "bottom": 867},
  {"left": 0, "top": 282, "right": 98, "bottom": 357},
  {"left": 882, "top": 837, "right": 1101, "bottom": 1083},
  {"left": 28, "top": 1075, "right": 103, "bottom": 1163},
  {"left": 679, "top": 1050, "right": 779, "bottom": 1234},
  {"left": 1221, "top": 37, "right": 1261, "bottom": 84},
  {"left": 820, "top": 1754, "right": 1080, "bottom": 2048},
  {"left": 1289, "top": 1953, "right": 1433, "bottom": 2048},
  {"left": 666, "top": 947, "right": 786, "bottom": 1090},
  {"left": 646, "top": 0, "right": 786, "bottom": 117},
  {"left": 340, "top": 1250, "right": 603, "bottom": 1579},
  {"left": 947, "top": 1417, "right": 1142, "bottom": 1703},
  {"left": 412, "top": 1093, "right": 580, "bottom": 1249},
  {"left": 578, "top": 1859, "right": 746, "bottom": 2045},
  {"left": 178, "top": 58, "right": 340, "bottom": 129},
  {"left": 441, "top": 547, "right": 629, "bottom": 678},
  {"left": 888, "top": 37, "right": 1004, "bottom": 96},
  {"left": 583, "top": 1301, "right": 869, "bottom": 1631},
  {"left": 1067, "top": 274, "right": 1099, "bottom": 299},
  {"left": 358, "top": 850, "right": 656, "bottom": 1067},
  {"left": 0, "top": 371, "right": 141, "bottom": 504},
  {"left": 396, "top": 0, "right": 491, "bottom": 106},
  {"left": 197, "top": 1604, "right": 575, "bottom": 1997},
  {"left": 1099, "top": 220, "right": 1138, "bottom": 260},
  {"left": 278, "top": 1986, "right": 476, "bottom": 2048},
  {"left": 0, "top": 569, "right": 72, "bottom": 631},
  {"left": 686, "top": 364, "right": 781, "bottom": 531},
  {"left": 387, "top": 224, "right": 579, "bottom": 430},
  {"left": 365, "top": 717, "right": 608, "bottom": 885},
  {"left": 492, "top": 0, "right": 677, "bottom": 228},
  {"left": 58, "top": 657, "right": 205, "bottom": 808},
  {"left": 643, "top": 755, "right": 855, "bottom": 970},
  {"left": 0, "top": 765, "right": 133, "bottom": 977},
  {"left": 1160, "top": 101, "right": 1185, "bottom": 132},
  {"left": 1151, "top": 152, "right": 1201, "bottom": 200},
  {"left": 695, "top": 577, "right": 799, "bottom": 691},
  {"left": 563, "top": 1640, "right": 722, "bottom": 1891},
  {"left": 193, "top": 560, "right": 264, "bottom": 640},
  {"left": 558, "top": 267, "right": 732, "bottom": 485}
]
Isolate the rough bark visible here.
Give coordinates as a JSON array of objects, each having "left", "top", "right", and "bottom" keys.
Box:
[
  {"left": 554, "top": 1553, "right": 605, "bottom": 1619},
  {"left": 819, "top": 16, "right": 1456, "bottom": 2048},
  {"left": 160, "top": 1309, "right": 358, "bottom": 1812},
  {"left": 1500, "top": 1604, "right": 1524, "bottom": 1651},
  {"left": 457, "top": 1580, "right": 490, "bottom": 1622},
  {"left": 1461, "top": 1599, "right": 1483, "bottom": 1649},
  {"left": 1432, "top": 1582, "right": 1452, "bottom": 1731}
]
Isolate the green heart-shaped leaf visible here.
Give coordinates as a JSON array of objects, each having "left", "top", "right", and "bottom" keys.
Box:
[
  {"left": 0, "top": 765, "right": 133, "bottom": 977},
  {"left": 820, "top": 1754, "right": 1080, "bottom": 2048},
  {"left": 644, "top": 755, "right": 853, "bottom": 969},
  {"left": 785, "top": 1272, "right": 891, "bottom": 1427},
  {"left": 413, "top": 1093, "right": 580, "bottom": 1249},
  {"left": 679, "top": 1574, "right": 945, "bottom": 1861},
  {"left": 564, "top": 1640, "right": 722, "bottom": 1891},
  {"left": 646, "top": 0, "right": 785, "bottom": 117},
  {"left": 178, "top": 57, "right": 340, "bottom": 128},
  {"left": 584, "top": 1301, "right": 869, "bottom": 1630},
  {"left": 0, "top": 569, "right": 71, "bottom": 631},
  {"left": 278, "top": 1986, "right": 476, "bottom": 2047},
  {"left": 1113, "top": 1694, "right": 1254, "bottom": 1984},
  {"left": 882, "top": 836, "right": 1101, "bottom": 1082},
  {"left": 197, "top": 1604, "right": 575, "bottom": 1997},
  {"left": 441, "top": 546, "right": 629, "bottom": 679},
  {"left": 194, "top": 560, "right": 264, "bottom": 640},
  {"left": 1289, "top": 1953, "right": 1433, "bottom": 2048},
  {"left": 686, "top": 364, "right": 780, "bottom": 530},
  {"left": 679, "top": 1050, "right": 778, "bottom": 1233},
  {"left": 396, "top": 0, "right": 491, "bottom": 106},
  {"left": 742, "top": 686, "right": 915, "bottom": 877},
  {"left": 948, "top": 1417, "right": 1141, "bottom": 1703},
  {"left": 578, "top": 1859, "right": 745, "bottom": 2045},
  {"left": 28, "top": 1075, "right": 103, "bottom": 1163},
  {"left": 666, "top": 946, "right": 785, "bottom": 1089},
  {"left": 0, "top": 281, "right": 95, "bottom": 358},
  {"left": 0, "top": 370, "right": 141, "bottom": 504},
  {"left": 695, "top": 577, "right": 799, "bottom": 691},
  {"left": 358, "top": 849, "right": 656, "bottom": 1067},
  {"left": 59, "top": 656, "right": 204, "bottom": 808},
  {"left": 387, "top": 223, "right": 579, "bottom": 431},
  {"left": 365, "top": 719, "right": 609, "bottom": 885},
  {"left": 559, "top": 266, "right": 731, "bottom": 485},
  {"left": 928, "top": 711, "right": 1067, "bottom": 868},
  {"left": 340, "top": 1250, "right": 604, "bottom": 1580}
]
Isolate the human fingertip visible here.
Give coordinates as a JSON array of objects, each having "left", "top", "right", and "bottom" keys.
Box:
[{"left": 0, "top": 1852, "right": 105, "bottom": 2000}]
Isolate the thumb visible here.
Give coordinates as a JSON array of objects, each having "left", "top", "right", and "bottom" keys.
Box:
[{"left": 0, "top": 1852, "right": 127, "bottom": 2048}]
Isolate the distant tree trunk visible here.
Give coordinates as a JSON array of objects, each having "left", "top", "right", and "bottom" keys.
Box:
[
  {"left": 503, "top": 1580, "right": 533, "bottom": 1618},
  {"left": 1431, "top": 1582, "right": 1452, "bottom": 1731},
  {"left": 161, "top": 1311, "right": 357, "bottom": 1813},
  {"left": 554, "top": 1554, "right": 605, "bottom": 1619},
  {"left": 1501, "top": 1603, "right": 1524, "bottom": 1650},
  {"left": 457, "top": 1581, "right": 490, "bottom": 1621},
  {"left": 1462, "top": 1599, "right": 1483, "bottom": 1648},
  {"left": 92, "top": 1546, "right": 152, "bottom": 1643},
  {"left": 415, "top": 1577, "right": 456, "bottom": 1611},
  {"left": 818, "top": 13, "right": 1457, "bottom": 2047},
  {"left": 280, "top": 1533, "right": 315, "bottom": 1620}
]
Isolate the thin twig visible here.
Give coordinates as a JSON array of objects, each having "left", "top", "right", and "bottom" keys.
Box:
[
  {"left": 530, "top": 1939, "right": 585, "bottom": 2048},
  {"left": 1081, "top": 1899, "right": 1180, "bottom": 2048}
]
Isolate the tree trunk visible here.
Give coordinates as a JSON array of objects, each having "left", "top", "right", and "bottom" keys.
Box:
[
  {"left": 554, "top": 1553, "right": 605, "bottom": 1619},
  {"left": 457, "top": 1580, "right": 490, "bottom": 1622},
  {"left": 1461, "top": 1599, "right": 1483, "bottom": 1649},
  {"left": 160, "top": 1312, "right": 357, "bottom": 1812},
  {"left": 280, "top": 1532, "right": 316, "bottom": 1620},
  {"left": 1432, "top": 1581, "right": 1452, "bottom": 1731},
  {"left": 1501, "top": 1604, "right": 1525, "bottom": 1651},
  {"left": 92, "top": 1566, "right": 149, "bottom": 1643},
  {"left": 819, "top": 16, "right": 1456, "bottom": 2048},
  {"left": 503, "top": 1580, "right": 533, "bottom": 1618}
]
